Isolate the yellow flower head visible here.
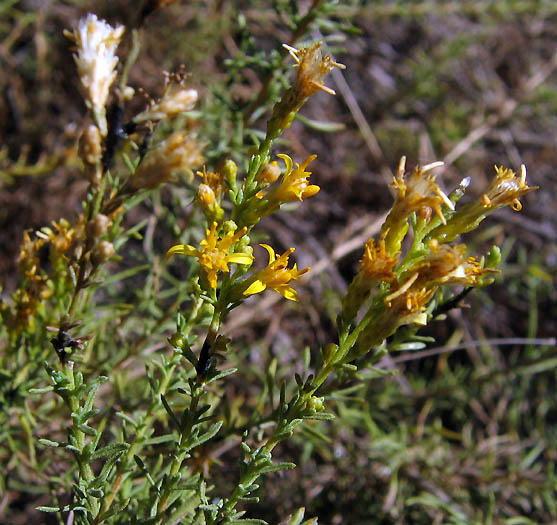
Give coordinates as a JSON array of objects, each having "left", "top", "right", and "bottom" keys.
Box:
[
  {"left": 256, "top": 161, "right": 281, "bottom": 186},
  {"left": 390, "top": 157, "right": 453, "bottom": 225},
  {"left": 166, "top": 222, "right": 253, "bottom": 289},
  {"left": 482, "top": 165, "right": 536, "bottom": 212},
  {"left": 283, "top": 42, "right": 345, "bottom": 99},
  {"left": 384, "top": 273, "right": 434, "bottom": 327},
  {"left": 413, "top": 241, "right": 496, "bottom": 287},
  {"left": 243, "top": 244, "right": 310, "bottom": 301},
  {"left": 427, "top": 164, "right": 537, "bottom": 243},
  {"left": 197, "top": 168, "right": 224, "bottom": 198},
  {"left": 260, "top": 154, "right": 319, "bottom": 209},
  {"left": 360, "top": 238, "right": 399, "bottom": 282}
]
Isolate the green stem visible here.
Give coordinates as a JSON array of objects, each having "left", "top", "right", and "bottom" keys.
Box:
[{"left": 64, "top": 363, "right": 99, "bottom": 516}]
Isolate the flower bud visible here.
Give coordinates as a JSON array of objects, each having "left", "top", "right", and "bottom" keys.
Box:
[
  {"left": 222, "top": 159, "right": 238, "bottom": 192},
  {"left": 95, "top": 240, "right": 115, "bottom": 262},
  {"left": 198, "top": 184, "right": 224, "bottom": 223},
  {"left": 87, "top": 214, "right": 111, "bottom": 238},
  {"left": 306, "top": 396, "right": 325, "bottom": 413},
  {"left": 256, "top": 161, "right": 281, "bottom": 185},
  {"left": 78, "top": 125, "right": 103, "bottom": 165}
]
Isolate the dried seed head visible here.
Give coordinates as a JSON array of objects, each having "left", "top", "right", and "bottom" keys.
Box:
[
  {"left": 283, "top": 42, "right": 345, "bottom": 100},
  {"left": 129, "top": 132, "right": 204, "bottom": 191},
  {"left": 65, "top": 14, "right": 124, "bottom": 132},
  {"left": 136, "top": 85, "right": 198, "bottom": 122}
]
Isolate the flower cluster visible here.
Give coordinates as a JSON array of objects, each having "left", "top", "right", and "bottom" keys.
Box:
[
  {"left": 341, "top": 160, "right": 536, "bottom": 358},
  {"left": 283, "top": 42, "right": 345, "bottom": 99},
  {"left": 135, "top": 74, "right": 198, "bottom": 123}
]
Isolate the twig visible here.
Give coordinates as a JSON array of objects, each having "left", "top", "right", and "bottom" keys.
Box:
[{"left": 390, "top": 337, "right": 556, "bottom": 364}]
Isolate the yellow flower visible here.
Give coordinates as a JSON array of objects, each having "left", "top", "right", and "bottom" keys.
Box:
[
  {"left": 428, "top": 164, "right": 537, "bottom": 243},
  {"left": 341, "top": 238, "right": 400, "bottom": 323},
  {"left": 135, "top": 84, "right": 198, "bottom": 122},
  {"left": 242, "top": 244, "right": 310, "bottom": 301},
  {"left": 360, "top": 238, "right": 399, "bottom": 282},
  {"left": 482, "top": 164, "right": 536, "bottom": 212},
  {"left": 255, "top": 160, "right": 281, "bottom": 186},
  {"left": 389, "top": 158, "right": 453, "bottom": 225},
  {"left": 351, "top": 276, "right": 434, "bottom": 358},
  {"left": 411, "top": 241, "right": 496, "bottom": 288},
  {"left": 265, "top": 43, "right": 344, "bottom": 138},
  {"left": 166, "top": 222, "right": 253, "bottom": 289},
  {"left": 382, "top": 157, "right": 453, "bottom": 254},
  {"left": 257, "top": 154, "right": 319, "bottom": 215}
]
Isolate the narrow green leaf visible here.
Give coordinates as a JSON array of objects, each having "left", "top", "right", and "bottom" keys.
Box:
[
  {"left": 77, "top": 424, "right": 97, "bottom": 437},
  {"left": 189, "top": 421, "right": 223, "bottom": 449},
  {"left": 116, "top": 412, "right": 138, "bottom": 428},
  {"left": 103, "top": 264, "right": 151, "bottom": 286},
  {"left": 161, "top": 394, "right": 180, "bottom": 430},
  {"left": 259, "top": 461, "right": 296, "bottom": 474},
  {"left": 227, "top": 518, "right": 269, "bottom": 525},
  {"left": 38, "top": 438, "right": 61, "bottom": 448},
  {"left": 205, "top": 367, "right": 237, "bottom": 385},
  {"left": 295, "top": 113, "right": 346, "bottom": 132},
  {"left": 144, "top": 434, "right": 177, "bottom": 446},
  {"left": 285, "top": 507, "right": 306, "bottom": 525},
  {"left": 36, "top": 506, "right": 60, "bottom": 512},
  {"left": 301, "top": 412, "right": 335, "bottom": 421},
  {"left": 98, "top": 498, "right": 130, "bottom": 521},
  {"left": 29, "top": 386, "right": 54, "bottom": 394},
  {"left": 91, "top": 442, "right": 129, "bottom": 460}
]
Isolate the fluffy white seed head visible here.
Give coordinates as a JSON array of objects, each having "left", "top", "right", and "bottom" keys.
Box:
[{"left": 66, "top": 14, "right": 125, "bottom": 117}]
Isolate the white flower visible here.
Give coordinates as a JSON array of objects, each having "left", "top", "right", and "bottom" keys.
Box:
[{"left": 65, "top": 14, "right": 125, "bottom": 117}]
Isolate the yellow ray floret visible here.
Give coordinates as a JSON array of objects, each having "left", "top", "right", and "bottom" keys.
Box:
[
  {"left": 243, "top": 244, "right": 310, "bottom": 301},
  {"left": 166, "top": 222, "right": 253, "bottom": 289}
]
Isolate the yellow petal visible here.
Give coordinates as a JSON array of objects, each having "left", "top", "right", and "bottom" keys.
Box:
[
  {"left": 279, "top": 286, "right": 300, "bottom": 302},
  {"left": 277, "top": 154, "right": 293, "bottom": 175},
  {"left": 302, "top": 185, "right": 320, "bottom": 198},
  {"left": 227, "top": 253, "right": 254, "bottom": 265},
  {"left": 260, "top": 244, "right": 276, "bottom": 263},
  {"left": 243, "top": 280, "right": 267, "bottom": 296},
  {"left": 166, "top": 244, "right": 196, "bottom": 259}
]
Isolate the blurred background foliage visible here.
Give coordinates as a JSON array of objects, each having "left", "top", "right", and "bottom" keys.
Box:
[{"left": 1, "top": 0, "right": 556, "bottom": 523}]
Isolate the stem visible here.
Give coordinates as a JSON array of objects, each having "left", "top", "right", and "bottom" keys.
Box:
[
  {"left": 93, "top": 364, "right": 177, "bottom": 523},
  {"left": 156, "top": 383, "right": 203, "bottom": 519},
  {"left": 64, "top": 362, "right": 100, "bottom": 516}
]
